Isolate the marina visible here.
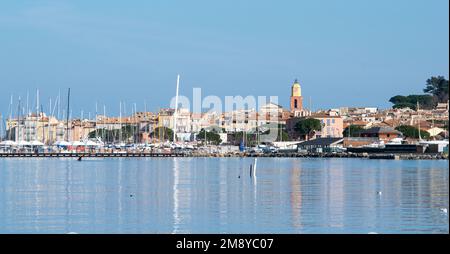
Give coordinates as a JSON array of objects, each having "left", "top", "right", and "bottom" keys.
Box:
[{"left": 0, "top": 1, "right": 448, "bottom": 239}]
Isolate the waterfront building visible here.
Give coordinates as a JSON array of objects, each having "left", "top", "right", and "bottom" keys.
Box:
[
  {"left": 343, "top": 120, "right": 371, "bottom": 130},
  {"left": 286, "top": 111, "right": 344, "bottom": 141},
  {"left": 191, "top": 113, "right": 208, "bottom": 133},
  {"left": 7, "top": 113, "right": 61, "bottom": 144},
  {"left": 297, "top": 137, "right": 344, "bottom": 153},
  {"left": 222, "top": 109, "right": 256, "bottom": 132},
  {"left": 158, "top": 108, "right": 175, "bottom": 129},
  {"left": 359, "top": 126, "right": 403, "bottom": 142},
  {"left": 173, "top": 108, "right": 191, "bottom": 134},
  {"left": 339, "top": 107, "right": 378, "bottom": 116},
  {"left": 342, "top": 137, "right": 380, "bottom": 147},
  {"left": 96, "top": 116, "right": 124, "bottom": 130},
  {"left": 425, "top": 127, "right": 446, "bottom": 137},
  {"left": 137, "top": 113, "right": 158, "bottom": 143},
  {"left": 436, "top": 101, "right": 449, "bottom": 111},
  {"left": 312, "top": 113, "right": 344, "bottom": 138},
  {"left": 70, "top": 119, "right": 96, "bottom": 142},
  {"left": 260, "top": 102, "right": 284, "bottom": 116}
]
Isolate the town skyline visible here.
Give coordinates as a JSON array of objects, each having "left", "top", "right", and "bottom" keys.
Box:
[
  {"left": 0, "top": 1, "right": 449, "bottom": 117},
  {"left": 2, "top": 76, "right": 448, "bottom": 147},
  {"left": 2, "top": 75, "right": 448, "bottom": 120}
]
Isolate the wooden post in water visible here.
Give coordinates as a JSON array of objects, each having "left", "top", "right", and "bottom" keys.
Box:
[{"left": 253, "top": 158, "right": 257, "bottom": 178}]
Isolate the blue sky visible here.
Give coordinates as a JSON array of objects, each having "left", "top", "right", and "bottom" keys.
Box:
[{"left": 0, "top": 0, "right": 448, "bottom": 118}]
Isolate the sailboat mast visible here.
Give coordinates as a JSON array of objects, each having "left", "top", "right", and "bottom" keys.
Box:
[
  {"left": 17, "top": 96, "right": 21, "bottom": 142},
  {"left": 131, "top": 105, "right": 134, "bottom": 143},
  {"left": 134, "top": 103, "right": 137, "bottom": 144},
  {"left": 36, "top": 89, "right": 39, "bottom": 115},
  {"left": 57, "top": 89, "right": 61, "bottom": 120},
  {"left": 144, "top": 101, "right": 148, "bottom": 143},
  {"left": 95, "top": 102, "right": 98, "bottom": 141},
  {"left": 7, "top": 95, "right": 12, "bottom": 141},
  {"left": 119, "top": 101, "right": 122, "bottom": 144},
  {"left": 103, "top": 105, "right": 107, "bottom": 143},
  {"left": 26, "top": 90, "right": 29, "bottom": 117},
  {"left": 173, "top": 74, "right": 180, "bottom": 142},
  {"left": 417, "top": 101, "right": 422, "bottom": 141},
  {"left": 40, "top": 104, "right": 44, "bottom": 143},
  {"left": 48, "top": 98, "right": 52, "bottom": 145},
  {"left": 66, "top": 88, "right": 71, "bottom": 142},
  {"left": 0, "top": 114, "right": 3, "bottom": 141}
]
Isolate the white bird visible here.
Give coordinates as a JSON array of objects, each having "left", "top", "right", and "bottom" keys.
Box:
[
  {"left": 377, "top": 191, "right": 382, "bottom": 195},
  {"left": 440, "top": 208, "right": 448, "bottom": 214}
]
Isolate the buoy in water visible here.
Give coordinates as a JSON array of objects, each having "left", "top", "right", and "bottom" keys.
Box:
[{"left": 377, "top": 191, "right": 382, "bottom": 195}]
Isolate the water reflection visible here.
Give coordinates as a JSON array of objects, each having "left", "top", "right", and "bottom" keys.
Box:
[{"left": 0, "top": 158, "right": 448, "bottom": 233}]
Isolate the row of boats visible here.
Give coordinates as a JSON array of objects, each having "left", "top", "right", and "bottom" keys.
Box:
[{"left": 0, "top": 138, "right": 204, "bottom": 153}]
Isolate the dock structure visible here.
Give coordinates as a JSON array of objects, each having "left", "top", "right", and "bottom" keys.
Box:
[
  {"left": 0, "top": 152, "right": 188, "bottom": 158},
  {"left": 0, "top": 152, "right": 446, "bottom": 160}
]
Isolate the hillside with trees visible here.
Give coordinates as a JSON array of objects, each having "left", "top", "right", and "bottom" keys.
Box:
[{"left": 389, "top": 76, "right": 449, "bottom": 110}]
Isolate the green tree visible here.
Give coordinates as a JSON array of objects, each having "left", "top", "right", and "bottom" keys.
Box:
[
  {"left": 89, "top": 125, "right": 135, "bottom": 143},
  {"left": 395, "top": 125, "right": 430, "bottom": 139},
  {"left": 5, "top": 128, "right": 15, "bottom": 141},
  {"left": 423, "top": 76, "right": 449, "bottom": 103},
  {"left": 342, "top": 125, "right": 364, "bottom": 137},
  {"left": 389, "top": 94, "right": 435, "bottom": 110},
  {"left": 150, "top": 127, "right": 173, "bottom": 141},
  {"left": 294, "top": 118, "right": 322, "bottom": 140},
  {"left": 276, "top": 130, "right": 289, "bottom": 141},
  {"left": 392, "top": 102, "right": 417, "bottom": 110},
  {"left": 389, "top": 95, "right": 408, "bottom": 105},
  {"left": 257, "top": 123, "right": 290, "bottom": 142},
  {"left": 260, "top": 128, "right": 290, "bottom": 141},
  {"left": 197, "top": 128, "right": 222, "bottom": 145},
  {"left": 228, "top": 131, "right": 254, "bottom": 146}
]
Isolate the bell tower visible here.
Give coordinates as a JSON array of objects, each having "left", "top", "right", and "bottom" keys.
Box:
[{"left": 290, "top": 79, "right": 303, "bottom": 112}]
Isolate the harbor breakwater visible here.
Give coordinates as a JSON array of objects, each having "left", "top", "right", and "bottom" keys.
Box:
[{"left": 0, "top": 152, "right": 447, "bottom": 160}]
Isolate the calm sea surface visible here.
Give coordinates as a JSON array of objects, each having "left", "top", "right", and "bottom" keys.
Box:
[{"left": 0, "top": 158, "right": 448, "bottom": 234}]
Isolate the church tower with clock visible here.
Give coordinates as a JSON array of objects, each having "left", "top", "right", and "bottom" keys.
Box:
[{"left": 290, "top": 79, "right": 303, "bottom": 112}]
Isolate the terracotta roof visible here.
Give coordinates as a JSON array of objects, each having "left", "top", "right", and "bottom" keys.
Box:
[
  {"left": 311, "top": 114, "right": 342, "bottom": 119},
  {"left": 350, "top": 120, "right": 369, "bottom": 126}
]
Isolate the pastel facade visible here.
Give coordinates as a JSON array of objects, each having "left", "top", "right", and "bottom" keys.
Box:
[{"left": 313, "top": 113, "right": 344, "bottom": 138}]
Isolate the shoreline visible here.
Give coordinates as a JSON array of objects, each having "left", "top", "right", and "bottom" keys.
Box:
[{"left": 0, "top": 152, "right": 447, "bottom": 160}]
